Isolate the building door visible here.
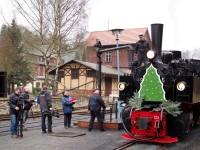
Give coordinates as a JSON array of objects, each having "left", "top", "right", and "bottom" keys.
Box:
[
  {"left": 105, "top": 77, "right": 112, "bottom": 96},
  {"left": 0, "top": 72, "right": 7, "bottom": 97}
]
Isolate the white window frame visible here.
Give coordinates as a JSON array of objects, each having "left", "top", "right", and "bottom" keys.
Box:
[{"left": 105, "top": 51, "right": 111, "bottom": 63}]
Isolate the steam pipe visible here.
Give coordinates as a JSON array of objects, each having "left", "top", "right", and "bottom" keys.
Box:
[{"left": 100, "top": 45, "right": 133, "bottom": 53}]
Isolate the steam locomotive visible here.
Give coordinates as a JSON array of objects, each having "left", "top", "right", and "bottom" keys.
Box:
[{"left": 120, "top": 24, "right": 200, "bottom": 143}]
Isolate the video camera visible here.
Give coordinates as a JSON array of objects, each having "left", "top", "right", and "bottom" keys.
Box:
[
  {"left": 18, "top": 95, "right": 34, "bottom": 111},
  {"left": 51, "top": 108, "right": 60, "bottom": 118},
  {"left": 16, "top": 96, "right": 25, "bottom": 110}
]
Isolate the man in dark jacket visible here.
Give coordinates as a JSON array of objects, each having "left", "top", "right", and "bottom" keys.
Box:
[
  {"left": 20, "top": 87, "right": 33, "bottom": 129},
  {"left": 37, "top": 85, "right": 53, "bottom": 134},
  {"left": 88, "top": 89, "right": 106, "bottom": 131},
  {"left": 135, "top": 34, "right": 150, "bottom": 65},
  {"left": 9, "top": 87, "right": 21, "bottom": 138}
]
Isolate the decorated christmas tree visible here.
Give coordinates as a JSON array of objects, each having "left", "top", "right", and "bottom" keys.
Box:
[
  {"left": 138, "top": 64, "right": 165, "bottom": 102},
  {"left": 128, "top": 64, "right": 182, "bottom": 116}
]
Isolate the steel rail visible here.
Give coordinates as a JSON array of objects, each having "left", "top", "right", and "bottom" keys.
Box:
[{"left": 113, "top": 141, "right": 137, "bottom": 150}]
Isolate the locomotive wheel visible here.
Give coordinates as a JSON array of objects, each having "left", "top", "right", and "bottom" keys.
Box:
[
  {"left": 193, "top": 104, "right": 200, "bottom": 127},
  {"left": 121, "top": 106, "right": 132, "bottom": 133},
  {"left": 167, "top": 112, "right": 193, "bottom": 139}
]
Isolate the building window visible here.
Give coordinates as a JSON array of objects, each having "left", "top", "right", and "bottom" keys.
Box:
[
  {"left": 49, "top": 58, "right": 55, "bottom": 64},
  {"left": 86, "top": 70, "right": 95, "bottom": 77},
  {"left": 71, "top": 69, "right": 79, "bottom": 79},
  {"left": 39, "top": 65, "right": 44, "bottom": 76},
  {"left": 58, "top": 71, "right": 64, "bottom": 82},
  {"left": 39, "top": 56, "right": 44, "bottom": 62},
  {"left": 105, "top": 51, "right": 111, "bottom": 63},
  {"left": 36, "top": 82, "right": 40, "bottom": 88}
]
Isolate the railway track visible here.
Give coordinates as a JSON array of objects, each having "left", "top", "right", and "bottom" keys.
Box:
[
  {"left": 0, "top": 106, "right": 88, "bottom": 121},
  {"left": 113, "top": 141, "right": 167, "bottom": 150},
  {"left": 0, "top": 107, "right": 112, "bottom": 136},
  {"left": 113, "top": 141, "right": 137, "bottom": 150},
  {"left": 0, "top": 105, "right": 90, "bottom": 136},
  {"left": 0, "top": 113, "right": 89, "bottom": 136}
]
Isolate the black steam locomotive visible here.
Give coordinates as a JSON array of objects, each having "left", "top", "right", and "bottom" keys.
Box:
[{"left": 120, "top": 24, "right": 200, "bottom": 143}]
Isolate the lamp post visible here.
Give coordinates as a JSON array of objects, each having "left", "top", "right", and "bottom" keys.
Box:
[
  {"left": 94, "top": 39, "right": 102, "bottom": 96},
  {"left": 111, "top": 28, "right": 123, "bottom": 120},
  {"left": 110, "top": 29, "right": 124, "bottom": 96}
]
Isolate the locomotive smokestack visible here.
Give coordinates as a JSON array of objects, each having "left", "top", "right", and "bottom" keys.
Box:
[{"left": 151, "top": 23, "right": 163, "bottom": 58}]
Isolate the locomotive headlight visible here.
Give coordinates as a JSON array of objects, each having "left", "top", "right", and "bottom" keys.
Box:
[
  {"left": 146, "top": 50, "right": 156, "bottom": 59},
  {"left": 177, "top": 81, "right": 186, "bottom": 91},
  {"left": 118, "top": 82, "right": 126, "bottom": 91}
]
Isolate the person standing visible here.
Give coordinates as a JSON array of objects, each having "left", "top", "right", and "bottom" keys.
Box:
[
  {"left": 88, "top": 89, "right": 105, "bottom": 131},
  {"left": 20, "top": 87, "right": 33, "bottom": 130},
  {"left": 8, "top": 87, "right": 21, "bottom": 138},
  {"left": 135, "top": 34, "right": 150, "bottom": 65},
  {"left": 62, "top": 90, "right": 75, "bottom": 128},
  {"left": 37, "top": 85, "right": 53, "bottom": 134}
]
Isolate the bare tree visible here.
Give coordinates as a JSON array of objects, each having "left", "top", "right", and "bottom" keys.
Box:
[
  {"left": 12, "top": 0, "right": 88, "bottom": 89},
  {"left": 48, "top": 0, "right": 87, "bottom": 92}
]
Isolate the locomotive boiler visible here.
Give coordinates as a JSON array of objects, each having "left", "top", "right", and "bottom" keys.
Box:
[{"left": 120, "top": 23, "right": 200, "bottom": 143}]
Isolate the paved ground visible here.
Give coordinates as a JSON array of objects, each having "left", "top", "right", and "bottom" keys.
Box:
[
  {"left": 1, "top": 114, "right": 200, "bottom": 150},
  {"left": 0, "top": 125, "right": 127, "bottom": 150}
]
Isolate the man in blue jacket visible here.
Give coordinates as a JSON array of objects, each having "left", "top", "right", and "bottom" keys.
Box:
[
  {"left": 62, "top": 90, "right": 74, "bottom": 128},
  {"left": 88, "top": 89, "right": 105, "bottom": 131}
]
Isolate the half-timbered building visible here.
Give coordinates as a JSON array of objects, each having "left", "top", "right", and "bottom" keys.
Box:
[{"left": 49, "top": 59, "right": 125, "bottom": 97}]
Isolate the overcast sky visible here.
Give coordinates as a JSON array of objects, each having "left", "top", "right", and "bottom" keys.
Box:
[{"left": 1, "top": 0, "right": 200, "bottom": 54}]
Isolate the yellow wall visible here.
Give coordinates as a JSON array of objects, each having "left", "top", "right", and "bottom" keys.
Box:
[
  {"left": 57, "top": 62, "right": 96, "bottom": 91},
  {"left": 112, "top": 78, "right": 118, "bottom": 94},
  {"left": 57, "top": 61, "right": 118, "bottom": 96}
]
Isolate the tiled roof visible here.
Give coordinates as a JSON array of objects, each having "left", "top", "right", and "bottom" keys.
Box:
[
  {"left": 85, "top": 27, "right": 149, "bottom": 46},
  {"left": 49, "top": 59, "right": 125, "bottom": 76},
  {"left": 75, "top": 60, "right": 124, "bottom": 75}
]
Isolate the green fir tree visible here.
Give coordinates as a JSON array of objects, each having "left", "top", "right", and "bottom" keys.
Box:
[
  {"left": 128, "top": 93, "right": 143, "bottom": 109},
  {"left": 0, "top": 19, "right": 31, "bottom": 91},
  {"left": 128, "top": 64, "right": 182, "bottom": 116},
  {"left": 160, "top": 100, "right": 182, "bottom": 117},
  {"left": 139, "top": 64, "right": 165, "bottom": 102}
]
